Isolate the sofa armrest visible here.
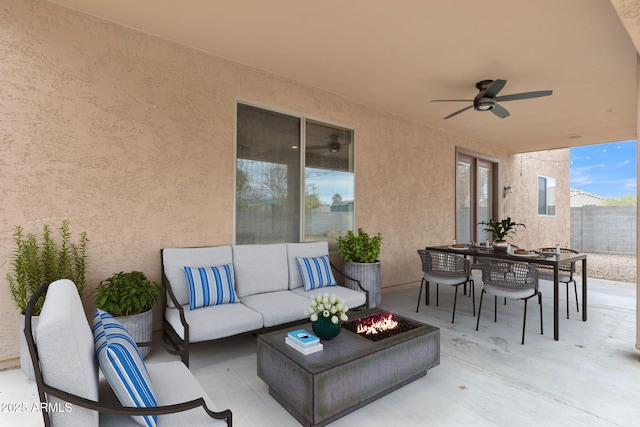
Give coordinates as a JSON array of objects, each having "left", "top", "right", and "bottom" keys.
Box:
[
  {"left": 330, "top": 262, "right": 369, "bottom": 309},
  {"left": 162, "top": 271, "right": 191, "bottom": 365}
]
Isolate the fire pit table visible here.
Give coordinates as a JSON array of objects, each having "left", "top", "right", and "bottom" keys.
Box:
[{"left": 257, "top": 309, "right": 440, "bottom": 427}]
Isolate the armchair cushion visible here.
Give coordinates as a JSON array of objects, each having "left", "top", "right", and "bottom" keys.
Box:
[
  {"left": 183, "top": 265, "right": 238, "bottom": 310},
  {"left": 296, "top": 255, "right": 338, "bottom": 291},
  {"left": 93, "top": 309, "right": 158, "bottom": 427}
]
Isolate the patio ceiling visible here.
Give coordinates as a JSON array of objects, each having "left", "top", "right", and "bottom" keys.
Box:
[{"left": 47, "top": 0, "right": 639, "bottom": 154}]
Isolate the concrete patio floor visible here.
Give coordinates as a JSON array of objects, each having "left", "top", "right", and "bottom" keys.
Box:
[{"left": 1, "top": 274, "right": 638, "bottom": 426}]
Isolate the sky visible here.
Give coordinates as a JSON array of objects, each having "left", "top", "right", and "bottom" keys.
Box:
[{"left": 570, "top": 140, "right": 637, "bottom": 199}]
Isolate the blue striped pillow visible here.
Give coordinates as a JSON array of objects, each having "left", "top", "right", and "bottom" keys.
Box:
[
  {"left": 183, "top": 264, "right": 238, "bottom": 310},
  {"left": 296, "top": 255, "right": 338, "bottom": 291},
  {"left": 93, "top": 309, "right": 157, "bottom": 427}
]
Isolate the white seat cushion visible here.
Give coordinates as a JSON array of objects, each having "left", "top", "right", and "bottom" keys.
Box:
[
  {"left": 423, "top": 272, "right": 469, "bottom": 286},
  {"left": 291, "top": 286, "right": 366, "bottom": 311},
  {"left": 483, "top": 283, "right": 536, "bottom": 299},
  {"left": 165, "top": 303, "right": 263, "bottom": 342},
  {"left": 241, "top": 291, "right": 309, "bottom": 327},
  {"left": 99, "top": 362, "right": 228, "bottom": 427}
]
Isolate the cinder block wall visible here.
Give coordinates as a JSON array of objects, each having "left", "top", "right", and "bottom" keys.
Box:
[{"left": 571, "top": 206, "right": 637, "bottom": 255}]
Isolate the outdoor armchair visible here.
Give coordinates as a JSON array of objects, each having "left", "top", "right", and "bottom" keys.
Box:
[
  {"left": 24, "top": 279, "right": 232, "bottom": 427},
  {"left": 416, "top": 249, "right": 475, "bottom": 323},
  {"left": 475, "top": 258, "right": 542, "bottom": 344}
]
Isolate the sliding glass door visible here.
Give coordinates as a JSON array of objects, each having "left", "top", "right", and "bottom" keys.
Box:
[{"left": 456, "top": 151, "right": 498, "bottom": 244}]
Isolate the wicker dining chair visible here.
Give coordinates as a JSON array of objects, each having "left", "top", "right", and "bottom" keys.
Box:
[
  {"left": 417, "top": 249, "right": 475, "bottom": 323},
  {"left": 537, "top": 247, "right": 580, "bottom": 318},
  {"left": 475, "top": 258, "right": 542, "bottom": 344}
]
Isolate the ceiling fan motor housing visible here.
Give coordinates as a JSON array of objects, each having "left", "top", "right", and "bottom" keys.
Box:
[{"left": 474, "top": 97, "right": 495, "bottom": 111}]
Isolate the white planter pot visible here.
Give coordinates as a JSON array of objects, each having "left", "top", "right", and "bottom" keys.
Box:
[
  {"left": 116, "top": 309, "right": 153, "bottom": 358},
  {"left": 19, "top": 314, "right": 38, "bottom": 380},
  {"left": 343, "top": 261, "right": 381, "bottom": 308}
]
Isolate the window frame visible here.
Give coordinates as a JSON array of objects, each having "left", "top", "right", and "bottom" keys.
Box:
[
  {"left": 537, "top": 174, "right": 556, "bottom": 217},
  {"left": 234, "top": 98, "right": 356, "bottom": 244}
]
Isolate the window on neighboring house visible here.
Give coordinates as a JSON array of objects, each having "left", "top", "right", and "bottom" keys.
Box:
[
  {"left": 538, "top": 175, "right": 556, "bottom": 216},
  {"left": 236, "top": 102, "right": 354, "bottom": 245}
]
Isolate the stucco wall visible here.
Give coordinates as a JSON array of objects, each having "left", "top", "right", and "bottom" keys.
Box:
[{"left": 0, "top": 0, "right": 569, "bottom": 366}]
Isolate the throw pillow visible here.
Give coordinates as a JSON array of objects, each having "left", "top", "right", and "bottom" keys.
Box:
[
  {"left": 93, "top": 309, "right": 157, "bottom": 427},
  {"left": 296, "top": 255, "right": 338, "bottom": 291},
  {"left": 183, "top": 264, "right": 238, "bottom": 310}
]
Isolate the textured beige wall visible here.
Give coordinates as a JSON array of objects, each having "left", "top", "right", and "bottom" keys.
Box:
[{"left": 0, "top": 0, "right": 569, "bottom": 366}]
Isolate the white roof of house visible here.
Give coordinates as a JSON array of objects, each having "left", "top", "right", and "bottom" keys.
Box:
[{"left": 570, "top": 188, "right": 608, "bottom": 207}]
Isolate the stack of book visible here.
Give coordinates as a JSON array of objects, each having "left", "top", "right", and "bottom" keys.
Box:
[{"left": 285, "top": 329, "right": 323, "bottom": 355}]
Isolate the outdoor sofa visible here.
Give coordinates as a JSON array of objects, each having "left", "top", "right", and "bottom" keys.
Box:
[{"left": 161, "top": 241, "right": 368, "bottom": 366}]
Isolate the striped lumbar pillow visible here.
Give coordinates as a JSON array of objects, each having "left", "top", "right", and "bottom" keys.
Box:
[
  {"left": 296, "top": 255, "right": 338, "bottom": 291},
  {"left": 183, "top": 264, "right": 239, "bottom": 310},
  {"left": 93, "top": 309, "right": 157, "bottom": 427}
]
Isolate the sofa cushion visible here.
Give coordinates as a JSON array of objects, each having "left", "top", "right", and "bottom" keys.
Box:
[
  {"left": 165, "top": 303, "right": 264, "bottom": 342},
  {"left": 100, "top": 362, "right": 229, "bottom": 427},
  {"left": 183, "top": 265, "right": 238, "bottom": 310},
  {"left": 241, "top": 290, "right": 310, "bottom": 327},
  {"left": 232, "top": 243, "right": 288, "bottom": 297},
  {"left": 93, "top": 310, "right": 158, "bottom": 427},
  {"left": 36, "top": 279, "right": 99, "bottom": 427},
  {"left": 296, "top": 255, "right": 338, "bottom": 291},
  {"left": 291, "top": 286, "right": 366, "bottom": 311},
  {"left": 286, "top": 241, "right": 330, "bottom": 290},
  {"left": 162, "top": 246, "right": 233, "bottom": 307}
]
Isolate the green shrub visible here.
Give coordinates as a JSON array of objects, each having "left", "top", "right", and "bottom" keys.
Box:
[
  {"left": 336, "top": 228, "right": 382, "bottom": 263},
  {"left": 94, "top": 271, "right": 162, "bottom": 316}
]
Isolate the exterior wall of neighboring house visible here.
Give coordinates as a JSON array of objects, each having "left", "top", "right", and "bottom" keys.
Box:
[{"left": 0, "top": 0, "right": 569, "bottom": 366}]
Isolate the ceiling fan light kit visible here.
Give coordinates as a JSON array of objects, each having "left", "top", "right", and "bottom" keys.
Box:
[{"left": 432, "top": 79, "right": 553, "bottom": 119}]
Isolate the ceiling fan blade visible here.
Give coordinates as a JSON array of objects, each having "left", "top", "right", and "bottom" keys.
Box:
[
  {"left": 491, "top": 104, "right": 510, "bottom": 118},
  {"left": 483, "top": 79, "right": 507, "bottom": 98},
  {"left": 431, "top": 99, "right": 473, "bottom": 102},
  {"left": 496, "top": 90, "right": 553, "bottom": 102},
  {"left": 443, "top": 105, "right": 473, "bottom": 119}
]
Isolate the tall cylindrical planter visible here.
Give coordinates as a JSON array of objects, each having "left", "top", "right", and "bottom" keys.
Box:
[
  {"left": 20, "top": 314, "right": 38, "bottom": 380},
  {"left": 343, "top": 261, "right": 381, "bottom": 308},
  {"left": 116, "top": 309, "right": 153, "bottom": 358}
]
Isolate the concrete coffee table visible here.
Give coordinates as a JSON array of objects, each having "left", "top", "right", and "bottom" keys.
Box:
[{"left": 257, "top": 309, "right": 440, "bottom": 426}]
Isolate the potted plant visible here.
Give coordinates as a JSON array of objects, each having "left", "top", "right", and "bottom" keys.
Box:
[
  {"left": 6, "top": 220, "right": 88, "bottom": 379},
  {"left": 94, "top": 271, "right": 162, "bottom": 358},
  {"left": 336, "top": 228, "right": 382, "bottom": 308},
  {"left": 479, "top": 217, "right": 526, "bottom": 250}
]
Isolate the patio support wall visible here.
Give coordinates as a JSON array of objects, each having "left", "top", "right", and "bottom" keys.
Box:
[
  {"left": 608, "top": 0, "right": 640, "bottom": 350},
  {"left": 0, "top": 0, "right": 569, "bottom": 367}
]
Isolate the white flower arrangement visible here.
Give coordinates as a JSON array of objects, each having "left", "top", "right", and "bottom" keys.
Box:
[{"left": 304, "top": 293, "right": 349, "bottom": 325}]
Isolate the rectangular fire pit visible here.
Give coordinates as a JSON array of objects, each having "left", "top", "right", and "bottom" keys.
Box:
[{"left": 257, "top": 309, "right": 440, "bottom": 427}]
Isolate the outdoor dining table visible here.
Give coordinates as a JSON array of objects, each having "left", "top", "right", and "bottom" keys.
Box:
[{"left": 424, "top": 245, "right": 587, "bottom": 341}]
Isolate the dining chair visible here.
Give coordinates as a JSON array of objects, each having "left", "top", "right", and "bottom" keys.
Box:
[
  {"left": 416, "top": 249, "right": 475, "bottom": 323},
  {"left": 475, "top": 258, "right": 542, "bottom": 344},
  {"left": 537, "top": 247, "right": 579, "bottom": 318}
]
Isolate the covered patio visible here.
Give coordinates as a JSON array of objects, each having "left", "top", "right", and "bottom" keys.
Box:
[{"left": 3, "top": 273, "right": 637, "bottom": 426}]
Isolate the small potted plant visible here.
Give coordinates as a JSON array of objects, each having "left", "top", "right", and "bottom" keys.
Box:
[
  {"left": 94, "top": 271, "right": 162, "bottom": 358},
  {"left": 336, "top": 228, "right": 382, "bottom": 308},
  {"left": 304, "top": 293, "right": 349, "bottom": 340},
  {"left": 479, "top": 217, "right": 526, "bottom": 250}
]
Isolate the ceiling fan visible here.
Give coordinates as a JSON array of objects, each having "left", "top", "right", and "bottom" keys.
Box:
[{"left": 431, "top": 79, "right": 553, "bottom": 119}]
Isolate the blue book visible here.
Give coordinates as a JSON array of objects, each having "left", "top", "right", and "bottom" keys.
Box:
[{"left": 287, "top": 329, "right": 320, "bottom": 347}]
